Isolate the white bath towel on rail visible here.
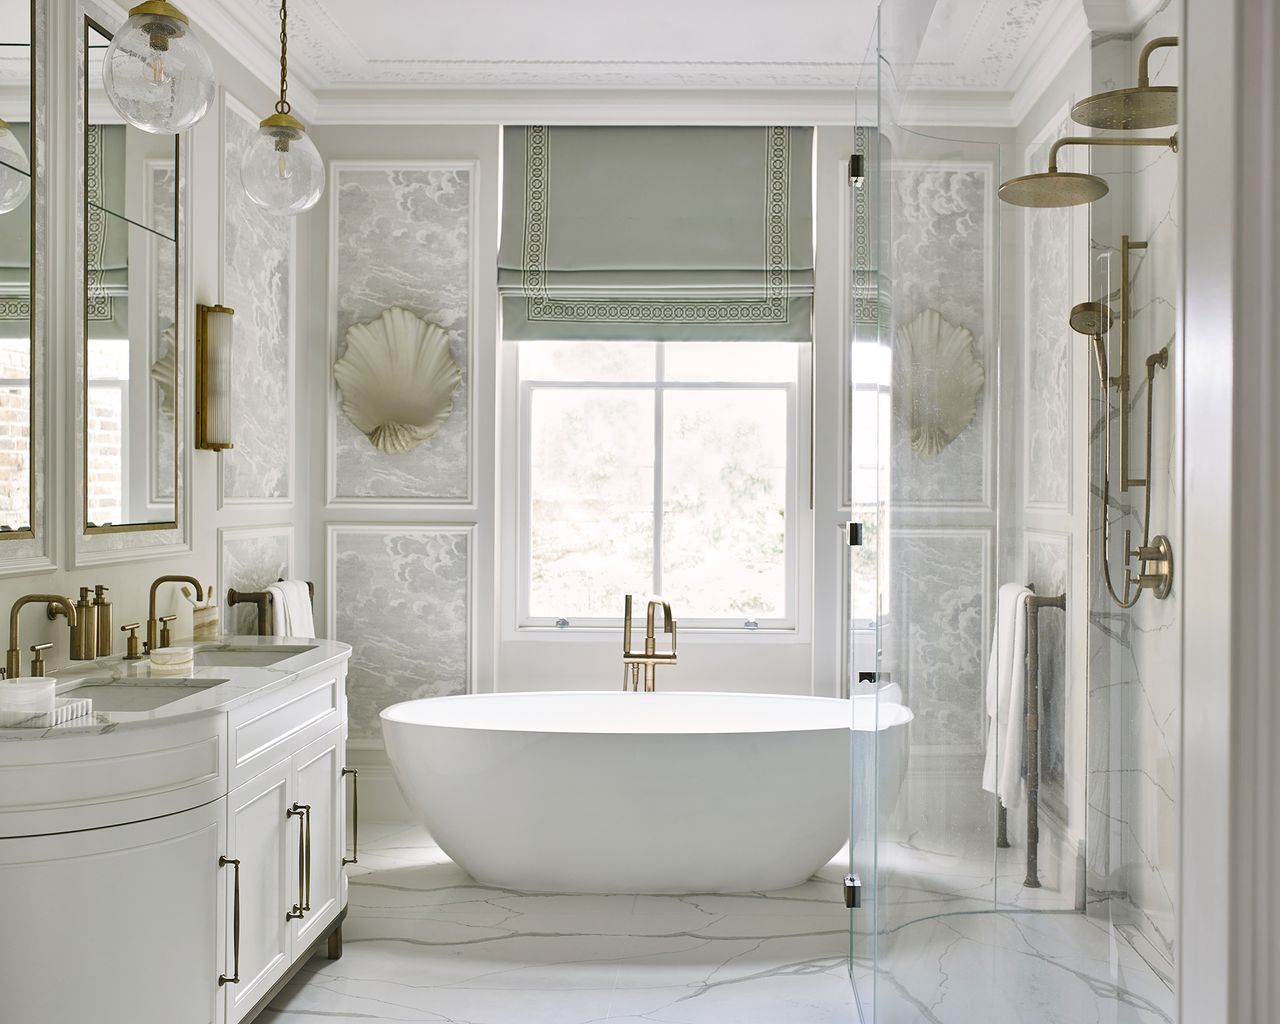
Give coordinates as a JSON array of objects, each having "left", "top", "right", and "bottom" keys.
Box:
[
  {"left": 266, "top": 580, "right": 315, "bottom": 639},
  {"left": 982, "top": 583, "right": 1032, "bottom": 810}
]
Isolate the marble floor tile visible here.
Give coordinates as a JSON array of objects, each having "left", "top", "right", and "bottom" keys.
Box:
[{"left": 268, "top": 825, "right": 1171, "bottom": 1023}]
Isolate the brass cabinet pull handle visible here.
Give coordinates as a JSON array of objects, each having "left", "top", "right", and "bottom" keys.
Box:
[
  {"left": 302, "top": 804, "right": 312, "bottom": 912},
  {"left": 219, "top": 857, "right": 241, "bottom": 985},
  {"left": 342, "top": 767, "right": 359, "bottom": 865},
  {"left": 286, "top": 803, "right": 310, "bottom": 919}
]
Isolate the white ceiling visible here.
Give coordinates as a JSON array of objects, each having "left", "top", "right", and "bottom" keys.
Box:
[{"left": 184, "top": 0, "right": 1155, "bottom": 123}]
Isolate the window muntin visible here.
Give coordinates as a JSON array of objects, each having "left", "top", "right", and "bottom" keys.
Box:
[{"left": 518, "top": 341, "right": 803, "bottom": 630}]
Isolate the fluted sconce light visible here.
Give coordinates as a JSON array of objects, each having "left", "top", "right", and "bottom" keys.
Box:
[{"left": 196, "top": 304, "right": 234, "bottom": 451}]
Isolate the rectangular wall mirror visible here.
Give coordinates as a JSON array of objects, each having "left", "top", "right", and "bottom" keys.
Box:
[
  {"left": 82, "top": 15, "right": 179, "bottom": 534},
  {"left": 0, "top": 0, "right": 35, "bottom": 541}
]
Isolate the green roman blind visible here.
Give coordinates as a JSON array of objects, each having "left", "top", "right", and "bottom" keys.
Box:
[{"left": 499, "top": 125, "right": 814, "bottom": 341}]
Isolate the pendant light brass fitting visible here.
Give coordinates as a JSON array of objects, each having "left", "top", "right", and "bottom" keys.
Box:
[
  {"left": 259, "top": 111, "right": 307, "bottom": 151},
  {"left": 128, "top": 0, "right": 189, "bottom": 50}
]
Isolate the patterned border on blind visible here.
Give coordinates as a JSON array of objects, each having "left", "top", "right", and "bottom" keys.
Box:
[
  {"left": 519, "top": 125, "right": 797, "bottom": 327},
  {"left": 85, "top": 123, "right": 114, "bottom": 322}
]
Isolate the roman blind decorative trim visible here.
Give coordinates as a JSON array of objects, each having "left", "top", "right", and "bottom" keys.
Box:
[{"left": 499, "top": 125, "right": 814, "bottom": 341}]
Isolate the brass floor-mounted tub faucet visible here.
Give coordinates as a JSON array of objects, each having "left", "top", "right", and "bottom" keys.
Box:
[{"left": 622, "top": 594, "right": 677, "bottom": 692}]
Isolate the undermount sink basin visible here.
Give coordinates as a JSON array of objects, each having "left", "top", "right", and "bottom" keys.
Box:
[
  {"left": 192, "top": 645, "right": 316, "bottom": 668},
  {"left": 58, "top": 678, "right": 227, "bottom": 713}
]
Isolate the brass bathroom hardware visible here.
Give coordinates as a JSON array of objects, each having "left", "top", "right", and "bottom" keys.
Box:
[
  {"left": 68, "top": 587, "right": 96, "bottom": 660},
  {"left": 226, "top": 580, "right": 315, "bottom": 636},
  {"left": 94, "top": 586, "right": 112, "bottom": 657},
  {"left": 621, "top": 594, "right": 677, "bottom": 692},
  {"left": 158, "top": 614, "right": 178, "bottom": 649},
  {"left": 1021, "top": 588, "right": 1066, "bottom": 888},
  {"left": 120, "top": 622, "right": 143, "bottom": 660},
  {"left": 195, "top": 303, "right": 236, "bottom": 451},
  {"left": 7, "top": 594, "right": 77, "bottom": 680},
  {"left": 998, "top": 134, "right": 1178, "bottom": 208},
  {"left": 286, "top": 802, "right": 310, "bottom": 919},
  {"left": 342, "top": 767, "right": 359, "bottom": 865},
  {"left": 147, "top": 575, "right": 204, "bottom": 653},
  {"left": 219, "top": 856, "right": 241, "bottom": 986},
  {"left": 1071, "top": 235, "right": 1174, "bottom": 606},
  {"left": 1072, "top": 37, "right": 1178, "bottom": 130},
  {"left": 28, "top": 642, "right": 52, "bottom": 677}
]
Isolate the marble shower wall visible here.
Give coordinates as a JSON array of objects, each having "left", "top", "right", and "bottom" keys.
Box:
[
  {"left": 330, "top": 165, "right": 472, "bottom": 503},
  {"left": 1085, "top": 5, "right": 1182, "bottom": 972},
  {"left": 219, "top": 526, "right": 293, "bottom": 635},
  {"left": 329, "top": 526, "right": 471, "bottom": 742},
  {"left": 220, "top": 94, "right": 293, "bottom": 503}
]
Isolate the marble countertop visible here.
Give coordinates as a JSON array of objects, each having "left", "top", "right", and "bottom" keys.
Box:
[{"left": 0, "top": 635, "right": 351, "bottom": 742}]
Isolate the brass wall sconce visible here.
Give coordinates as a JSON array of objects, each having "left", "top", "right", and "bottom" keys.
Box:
[
  {"left": 195, "top": 303, "right": 234, "bottom": 451},
  {"left": 998, "top": 134, "right": 1177, "bottom": 208},
  {"left": 1068, "top": 235, "right": 1173, "bottom": 606}
]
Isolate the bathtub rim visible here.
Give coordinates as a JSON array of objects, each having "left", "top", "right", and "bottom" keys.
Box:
[{"left": 380, "top": 689, "right": 913, "bottom": 736}]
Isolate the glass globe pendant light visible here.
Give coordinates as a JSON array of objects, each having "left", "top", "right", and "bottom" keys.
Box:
[
  {"left": 240, "top": 0, "right": 323, "bottom": 216},
  {"left": 102, "top": 1, "right": 215, "bottom": 134},
  {"left": 0, "top": 118, "right": 31, "bottom": 214}
]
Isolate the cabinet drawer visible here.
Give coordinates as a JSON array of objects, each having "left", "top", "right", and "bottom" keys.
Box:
[
  {"left": 0, "top": 714, "right": 226, "bottom": 838},
  {"left": 228, "top": 669, "right": 343, "bottom": 790}
]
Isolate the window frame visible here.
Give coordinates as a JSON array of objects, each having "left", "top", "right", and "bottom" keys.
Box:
[{"left": 506, "top": 341, "right": 812, "bottom": 638}]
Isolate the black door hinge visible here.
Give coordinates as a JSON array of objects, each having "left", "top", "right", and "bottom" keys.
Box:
[
  {"left": 844, "top": 873, "right": 862, "bottom": 909},
  {"left": 846, "top": 521, "right": 864, "bottom": 547},
  {"left": 849, "top": 154, "right": 865, "bottom": 187}
]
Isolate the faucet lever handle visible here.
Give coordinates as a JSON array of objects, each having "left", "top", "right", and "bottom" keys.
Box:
[
  {"left": 29, "top": 641, "right": 52, "bottom": 677},
  {"left": 120, "top": 622, "right": 143, "bottom": 661},
  {"left": 158, "top": 614, "right": 178, "bottom": 650}
]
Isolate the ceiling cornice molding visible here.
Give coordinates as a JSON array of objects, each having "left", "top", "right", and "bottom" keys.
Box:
[
  {"left": 1081, "top": 0, "right": 1169, "bottom": 33},
  {"left": 182, "top": 0, "right": 319, "bottom": 121},
  {"left": 1007, "top": 0, "right": 1094, "bottom": 125},
  {"left": 307, "top": 87, "right": 869, "bottom": 127}
]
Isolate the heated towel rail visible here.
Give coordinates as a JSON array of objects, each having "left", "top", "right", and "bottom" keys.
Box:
[{"left": 995, "top": 584, "right": 1067, "bottom": 888}]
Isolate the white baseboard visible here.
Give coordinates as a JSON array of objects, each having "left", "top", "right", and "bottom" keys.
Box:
[{"left": 345, "top": 741, "right": 414, "bottom": 825}]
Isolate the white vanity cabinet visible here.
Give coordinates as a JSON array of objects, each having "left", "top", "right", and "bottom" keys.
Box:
[
  {"left": 224, "top": 727, "right": 347, "bottom": 1024},
  {"left": 0, "top": 642, "right": 352, "bottom": 1024}
]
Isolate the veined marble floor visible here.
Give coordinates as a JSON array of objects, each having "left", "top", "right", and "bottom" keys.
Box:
[{"left": 266, "top": 824, "right": 1172, "bottom": 1024}]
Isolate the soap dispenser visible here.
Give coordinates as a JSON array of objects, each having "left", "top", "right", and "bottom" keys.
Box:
[
  {"left": 71, "top": 587, "right": 96, "bottom": 660},
  {"left": 94, "top": 585, "right": 112, "bottom": 657}
]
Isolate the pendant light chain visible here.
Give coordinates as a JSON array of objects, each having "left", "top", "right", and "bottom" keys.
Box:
[{"left": 276, "top": 0, "right": 291, "bottom": 115}]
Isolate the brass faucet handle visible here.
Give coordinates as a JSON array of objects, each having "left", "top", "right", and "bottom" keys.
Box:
[
  {"left": 158, "top": 614, "right": 178, "bottom": 649},
  {"left": 120, "top": 622, "right": 143, "bottom": 661},
  {"left": 45, "top": 601, "right": 69, "bottom": 621},
  {"left": 29, "top": 641, "right": 53, "bottom": 677}
]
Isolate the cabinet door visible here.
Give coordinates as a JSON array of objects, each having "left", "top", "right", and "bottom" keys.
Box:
[
  {"left": 0, "top": 799, "right": 226, "bottom": 1024},
  {"left": 292, "top": 728, "right": 343, "bottom": 951},
  {"left": 226, "top": 758, "right": 295, "bottom": 1023}
]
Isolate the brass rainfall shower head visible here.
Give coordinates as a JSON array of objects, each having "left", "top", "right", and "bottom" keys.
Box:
[
  {"left": 998, "top": 171, "right": 1108, "bottom": 208},
  {"left": 1072, "top": 37, "right": 1178, "bottom": 130},
  {"left": 997, "top": 134, "right": 1178, "bottom": 208}
]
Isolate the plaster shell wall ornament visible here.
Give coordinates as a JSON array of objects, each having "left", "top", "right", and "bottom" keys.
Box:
[
  {"left": 892, "top": 308, "right": 985, "bottom": 458},
  {"left": 334, "top": 307, "right": 462, "bottom": 456}
]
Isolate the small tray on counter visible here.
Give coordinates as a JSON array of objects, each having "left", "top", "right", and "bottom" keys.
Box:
[{"left": 0, "top": 696, "right": 94, "bottom": 729}]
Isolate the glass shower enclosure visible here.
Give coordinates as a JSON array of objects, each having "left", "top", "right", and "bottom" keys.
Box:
[{"left": 848, "top": 2, "right": 1183, "bottom": 1021}]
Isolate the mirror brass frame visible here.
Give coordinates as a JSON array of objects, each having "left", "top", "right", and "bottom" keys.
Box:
[
  {"left": 81, "top": 14, "right": 180, "bottom": 535},
  {"left": 0, "top": 0, "right": 38, "bottom": 542}
]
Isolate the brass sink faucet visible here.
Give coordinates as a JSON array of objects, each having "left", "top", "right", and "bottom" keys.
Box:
[
  {"left": 6, "top": 594, "right": 78, "bottom": 679},
  {"left": 147, "top": 575, "right": 204, "bottom": 653},
  {"left": 622, "top": 594, "right": 677, "bottom": 692}
]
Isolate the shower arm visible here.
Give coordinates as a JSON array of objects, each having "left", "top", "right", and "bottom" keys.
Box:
[
  {"left": 1047, "top": 135, "right": 1178, "bottom": 174},
  {"left": 1138, "top": 36, "right": 1179, "bottom": 88}
]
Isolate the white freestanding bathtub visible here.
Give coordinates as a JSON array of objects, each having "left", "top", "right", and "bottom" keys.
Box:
[{"left": 381, "top": 690, "right": 913, "bottom": 894}]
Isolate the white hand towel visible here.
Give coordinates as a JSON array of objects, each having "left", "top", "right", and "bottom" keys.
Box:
[
  {"left": 981, "top": 583, "right": 1032, "bottom": 810},
  {"left": 265, "top": 581, "right": 315, "bottom": 640}
]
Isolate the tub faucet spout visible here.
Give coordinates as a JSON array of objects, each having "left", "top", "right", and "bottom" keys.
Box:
[{"left": 622, "top": 594, "right": 677, "bottom": 692}]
